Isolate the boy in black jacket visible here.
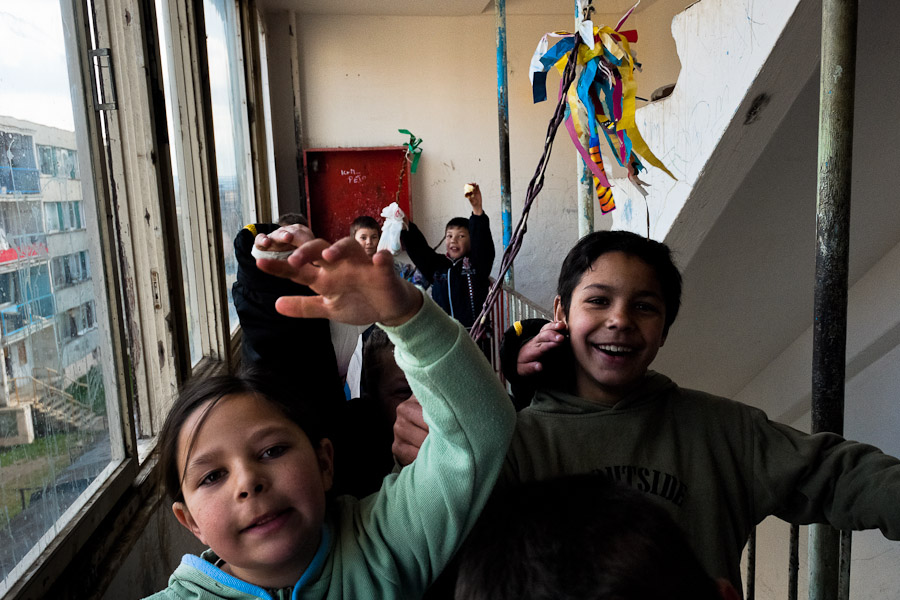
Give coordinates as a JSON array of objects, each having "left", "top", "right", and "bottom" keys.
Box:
[
  {"left": 400, "top": 183, "right": 494, "bottom": 329},
  {"left": 232, "top": 214, "right": 343, "bottom": 406}
]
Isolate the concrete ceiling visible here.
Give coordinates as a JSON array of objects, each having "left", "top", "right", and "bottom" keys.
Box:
[{"left": 254, "top": 0, "right": 660, "bottom": 17}]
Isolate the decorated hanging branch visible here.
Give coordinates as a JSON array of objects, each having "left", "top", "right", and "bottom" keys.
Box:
[
  {"left": 395, "top": 128, "right": 422, "bottom": 204},
  {"left": 529, "top": 0, "right": 674, "bottom": 213},
  {"left": 470, "top": 0, "right": 672, "bottom": 342},
  {"left": 469, "top": 43, "right": 580, "bottom": 342}
]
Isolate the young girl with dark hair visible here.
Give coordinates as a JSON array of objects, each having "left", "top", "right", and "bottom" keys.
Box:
[{"left": 145, "top": 237, "right": 515, "bottom": 600}]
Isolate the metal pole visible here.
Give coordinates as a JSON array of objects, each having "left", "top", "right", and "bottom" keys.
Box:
[
  {"left": 789, "top": 523, "right": 800, "bottom": 600},
  {"left": 808, "top": 0, "right": 858, "bottom": 599},
  {"left": 575, "top": 1, "right": 593, "bottom": 238},
  {"left": 495, "top": 0, "right": 513, "bottom": 286}
]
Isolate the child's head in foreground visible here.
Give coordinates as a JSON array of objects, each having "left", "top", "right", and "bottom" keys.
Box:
[
  {"left": 350, "top": 216, "right": 380, "bottom": 256},
  {"left": 444, "top": 217, "right": 470, "bottom": 260},
  {"left": 158, "top": 371, "right": 334, "bottom": 588},
  {"left": 277, "top": 212, "right": 308, "bottom": 227},
  {"left": 553, "top": 230, "right": 682, "bottom": 405},
  {"left": 455, "top": 474, "right": 738, "bottom": 600}
]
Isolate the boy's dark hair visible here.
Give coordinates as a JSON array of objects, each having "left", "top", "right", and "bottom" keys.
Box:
[
  {"left": 350, "top": 216, "right": 379, "bottom": 237},
  {"left": 557, "top": 230, "right": 682, "bottom": 335},
  {"left": 157, "top": 369, "right": 325, "bottom": 502},
  {"left": 455, "top": 474, "right": 720, "bottom": 600},
  {"left": 445, "top": 217, "right": 469, "bottom": 232},
  {"left": 277, "top": 212, "right": 308, "bottom": 227}
]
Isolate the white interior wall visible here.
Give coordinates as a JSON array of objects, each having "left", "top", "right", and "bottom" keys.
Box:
[
  {"left": 742, "top": 335, "right": 900, "bottom": 600},
  {"left": 286, "top": 5, "right": 687, "bottom": 309},
  {"left": 292, "top": 12, "right": 566, "bottom": 309}
]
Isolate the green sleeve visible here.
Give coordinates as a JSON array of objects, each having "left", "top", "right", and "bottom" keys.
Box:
[
  {"left": 349, "top": 292, "right": 516, "bottom": 595},
  {"left": 752, "top": 411, "right": 900, "bottom": 537}
]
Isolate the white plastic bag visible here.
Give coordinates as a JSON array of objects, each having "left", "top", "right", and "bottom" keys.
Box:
[{"left": 377, "top": 202, "right": 406, "bottom": 254}]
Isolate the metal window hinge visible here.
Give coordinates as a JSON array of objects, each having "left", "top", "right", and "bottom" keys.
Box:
[{"left": 90, "top": 48, "right": 118, "bottom": 111}]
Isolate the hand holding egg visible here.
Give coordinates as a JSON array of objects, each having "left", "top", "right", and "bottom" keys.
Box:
[{"left": 464, "top": 182, "right": 483, "bottom": 215}]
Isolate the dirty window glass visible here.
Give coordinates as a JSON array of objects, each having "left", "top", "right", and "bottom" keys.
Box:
[
  {"left": 155, "top": 0, "right": 203, "bottom": 366},
  {"left": 204, "top": 0, "right": 256, "bottom": 332},
  {"left": 0, "top": 0, "right": 122, "bottom": 591}
]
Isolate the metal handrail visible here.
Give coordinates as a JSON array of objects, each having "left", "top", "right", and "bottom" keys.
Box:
[{"left": 481, "top": 280, "right": 551, "bottom": 378}]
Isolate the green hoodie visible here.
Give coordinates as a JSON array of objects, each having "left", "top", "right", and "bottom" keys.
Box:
[
  {"left": 146, "top": 295, "right": 516, "bottom": 600},
  {"left": 504, "top": 371, "right": 900, "bottom": 591}
]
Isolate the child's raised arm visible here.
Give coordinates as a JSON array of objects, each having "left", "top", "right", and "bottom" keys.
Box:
[{"left": 261, "top": 234, "right": 517, "bottom": 597}]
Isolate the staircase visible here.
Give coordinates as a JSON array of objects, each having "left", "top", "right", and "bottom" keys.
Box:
[
  {"left": 29, "top": 387, "right": 104, "bottom": 432},
  {"left": 9, "top": 370, "right": 105, "bottom": 433}
]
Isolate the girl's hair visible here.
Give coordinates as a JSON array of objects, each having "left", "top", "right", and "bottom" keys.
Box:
[{"left": 157, "top": 369, "right": 325, "bottom": 501}]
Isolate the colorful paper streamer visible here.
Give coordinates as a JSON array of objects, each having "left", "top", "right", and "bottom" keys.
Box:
[{"left": 529, "top": 0, "right": 674, "bottom": 212}]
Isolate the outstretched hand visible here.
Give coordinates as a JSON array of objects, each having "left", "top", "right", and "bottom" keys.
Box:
[
  {"left": 257, "top": 236, "right": 423, "bottom": 327},
  {"left": 517, "top": 320, "right": 568, "bottom": 376}
]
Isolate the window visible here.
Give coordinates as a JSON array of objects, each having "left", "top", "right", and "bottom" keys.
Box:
[
  {"left": 0, "top": 265, "right": 55, "bottom": 337},
  {"left": 155, "top": 0, "right": 204, "bottom": 365},
  {"left": 204, "top": 0, "right": 257, "bottom": 331},
  {"left": 38, "top": 146, "right": 55, "bottom": 176},
  {"left": 50, "top": 251, "right": 90, "bottom": 288},
  {"left": 43, "top": 204, "right": 60, "bottom": 232},
  {"left": 0, "top": 203, "right": 46, "bottom": 252},
  {"left": 0, "top": 0, "right": 122, "bottom": 593},
  {"left": 60, "top": 302, "right": 96, "bottom": 339},
  {"left": 0, "top": 272, "right": 20, "bottom": 306},
  {"left": 2, "top": 0, "right": 260, "bottom": 593},
  {"left": 43, "top": 201, "right": 83, "bottom": 232},
  {"left": 37, "top": 146, "right": 79, "bottom": 180},
  {"left": 0, "top": 132, "right": 40, "bottom": 195}
]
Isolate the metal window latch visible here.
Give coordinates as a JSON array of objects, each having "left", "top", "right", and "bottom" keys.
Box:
[
  {"left": 90, "top": 48, "right": 118, "bottom": 111},
  {"left": 150, "top": 270, "right": 162, "bottom": 309}
]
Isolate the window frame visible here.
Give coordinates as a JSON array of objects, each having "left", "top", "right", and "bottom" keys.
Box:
[
  {"left": 1, "top": 0, "right": 137, "bottom": 594},
  {"left": 3, "top": 0, "right": 275, "bottom": 594}
]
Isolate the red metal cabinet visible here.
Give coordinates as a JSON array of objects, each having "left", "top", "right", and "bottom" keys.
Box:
[{"left": 303, "top": 147, "right": 412, "bottom": 243}]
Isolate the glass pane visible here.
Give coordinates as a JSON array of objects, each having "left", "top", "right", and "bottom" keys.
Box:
[
  {"left": 155, "top": 0, "right": 203, "bottom": 365},
  {"left": 204, "top": 0, "right": 256, "bottom": 332},
  {"left": 257, "top": 16, "right": 278, "bottom": 217},
  {"left": 0, "top": 0, "right": 122, "bottom": 591}
]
